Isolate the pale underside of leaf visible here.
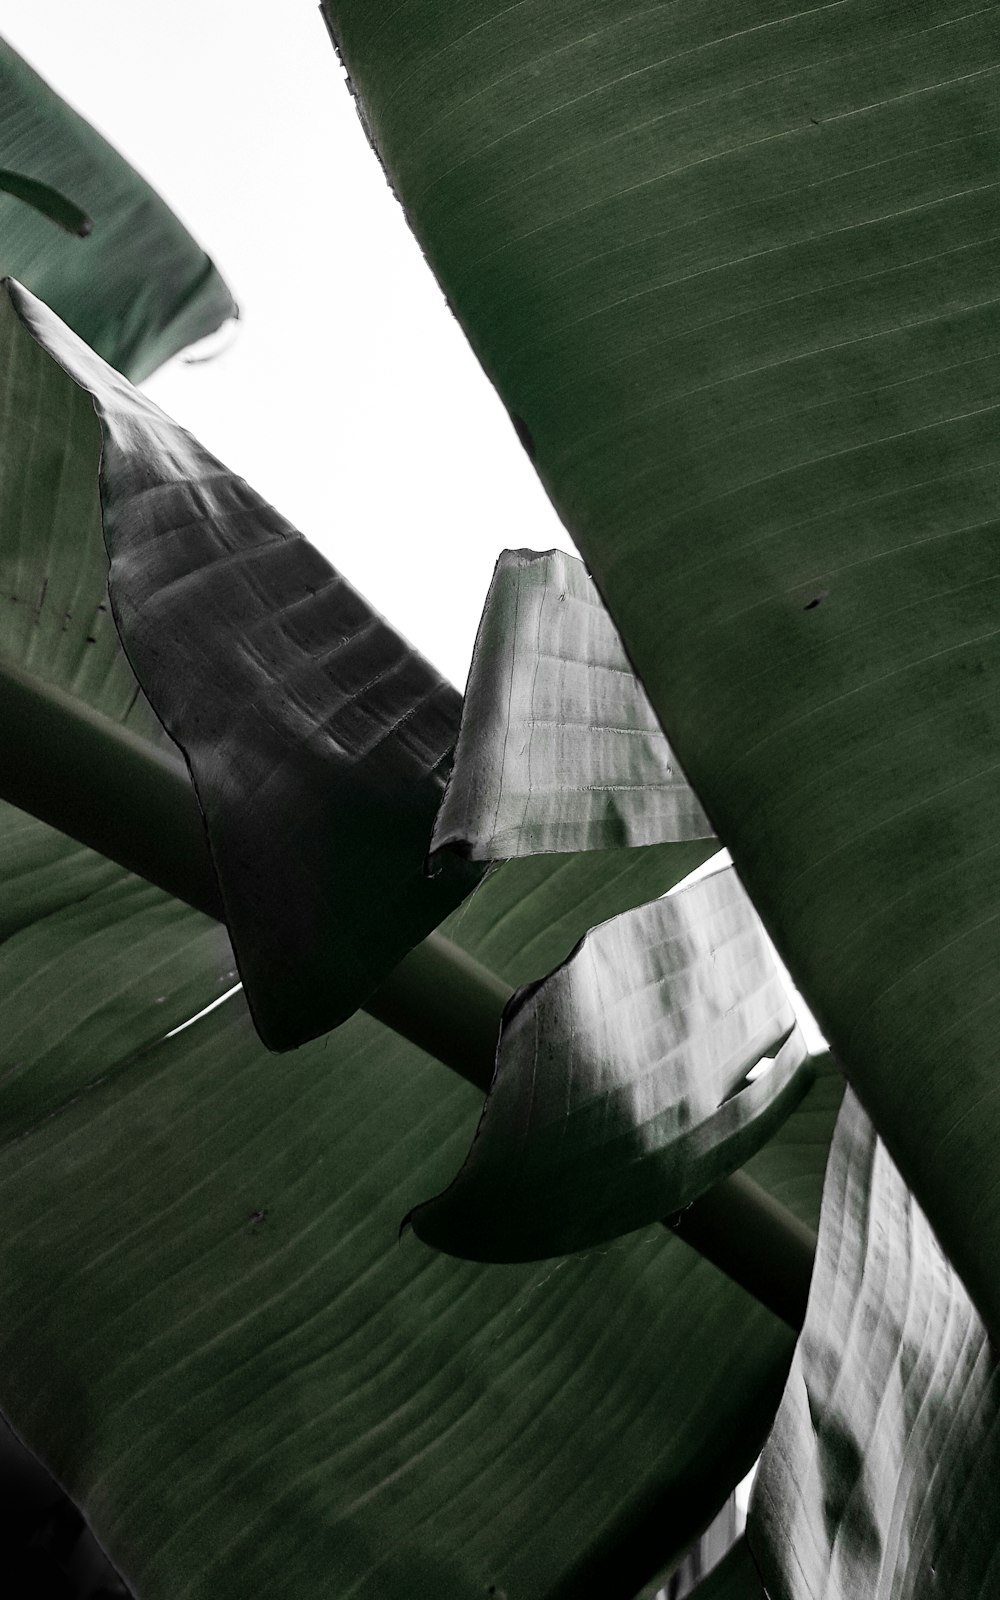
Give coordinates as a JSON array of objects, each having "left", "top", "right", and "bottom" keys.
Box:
[
  {"left": 432, "top": 547, "right": 714, "bottom": 860},
  {"left": 0, "top": 37, "right": 234, "bottom": 380},
  {"left": 750, "top": 1088, "right": 1000, "bottom": 1600},
  {"left": 411, "top": 865, "right": 811, "bottom": 1261},
  {"left": 7, "top": 280, "right": 479, "bottom": 1052},
  {"left": 323, "top": 0, "right": 1000, "bottom": 1342}
]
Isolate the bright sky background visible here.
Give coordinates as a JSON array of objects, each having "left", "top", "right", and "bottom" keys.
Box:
[{"left": 3, "top": 0, "right": 573, "bottom": 689}]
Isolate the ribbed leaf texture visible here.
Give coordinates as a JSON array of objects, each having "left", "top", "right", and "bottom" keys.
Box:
[
  {"left": 411, "top": 865, "right": 811, "bottom": 1260},
  {"left": 750, "top": 1088, "right": 1000, "bottom": 1599},
  {"left": 321, "top": 0, "right": 1000, "bottom": 1342},
  {"left": 7, "top": 280, "right": 479, "bottom": 1050},
  {"left": 0, "top": 37, "right": 234, "bottom": 379},
  {"left": 0, "top": 850, "right": 812, "bottom": 1600},
  {"left": 432, "top": 548, "right": 713, "bottom": 859}
]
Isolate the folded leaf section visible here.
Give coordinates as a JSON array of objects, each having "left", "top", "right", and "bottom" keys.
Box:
[
  {"left": 749, "top": 1088, "right": 1000, "bottom": 1600},
  {"left": 7, "top": 279, "right": 480, "bottom": 1050},
  {"left": 411, "top": 865, "right": 811, "bottom": 1261},
  {"left": 432, "top": 546, "right": 714, "bottom": 861}
]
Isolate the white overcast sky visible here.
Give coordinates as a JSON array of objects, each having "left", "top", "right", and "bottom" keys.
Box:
[{"left": 3, "top": 0, "right": 573, "bottom": 688}]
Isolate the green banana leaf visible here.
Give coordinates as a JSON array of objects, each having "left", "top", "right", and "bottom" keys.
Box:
[
  {"left": 431, "top": 547, "right": 713, "bottom": 860},
  {"left": 6, "top": 280, "right": 480, "bottom": 1052},
  {"left": 412, "top": 865, "right": 811, "bottom": 1261},
  {"left": 322, "top": 0, "right": 1000, "bottom": 1339},
  {"left": 749, "top": 1088, "right": 1000, "bottom": 1600},
  {"left": 0, "top": 844, "right": 811, "bottom": 1600},
  {"left": 0, "top": 282, "right": 816, "bottom": 1596},
  {"left": 0, "top": 37, "right": 233, "bottom": 380}
]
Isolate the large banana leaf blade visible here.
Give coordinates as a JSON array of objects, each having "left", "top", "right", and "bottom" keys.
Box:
[
  {"left": 750, "top": 1087, "right": 1000, "bottom": 1599},
  {"left": 322, "top": 0, "right": 1000, "bottom": 1338},
  {"left": 0, "top": 37, "right": 234, "bottom": 379},
  {"left": 432, "top": 547, "right": 713, "bottom": 859},
  {"left": 6, "top": 280, "right": 478, "bottom": 1050},
  {"left": 412, "top": 865, "right": 811, "bottom": 1260},
  {"left": 0, "top": 847, "right": 811, "bottom": 1600}
]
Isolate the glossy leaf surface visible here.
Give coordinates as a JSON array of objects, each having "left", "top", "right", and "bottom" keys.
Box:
[
  {"left": 432, "top": 547, "right": 712, "bottom": 860},
  {"left": 9, "top": 281, "right": 479, "bottom": 1050},
  {"left": 323, "top": 0, "right": 1000, "bottom": 1337},
  {"left": 0, "top": 37, "right": 233, "bottom": 379},
  {"left": 413, "top": 866, "right": 810, "bottom": 1260},
  {"left": 750, "top": 1088, "right": 1000, "bottom": 1599}
]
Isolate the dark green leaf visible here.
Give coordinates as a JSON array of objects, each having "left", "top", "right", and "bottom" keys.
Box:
[
  {"left": 323, "top": 0, "right": 1000, "bottom": 1337},
  {"left": 8, "top": 280, "right": 479, "bottom": 1051},
  {"left": 0, "top": 37, "right": 234, "bottom": 379},
  {"left": 0, "top": 168, "right": 90, "bottom": 236},
  {"left": 442, "top": 841, "right": 721, "bottom": 982},
  {"left": 0, "top": 853, "right": 803, "bottom": 1600},
  {"left": 412, "top": 865, "right": 810, "bottom": 1260},
  {"left": 750, "top": 1088, "right": 1000, "bottom": 1599},
  {"left": 432, "top": 548, "right": 713, "bottom": 859},
  {"left": 0, "top": 234, "right": 816, "bottom": 1598}
]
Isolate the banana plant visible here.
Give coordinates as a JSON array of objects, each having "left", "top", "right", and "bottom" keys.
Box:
[{"left": 1, "top": 8, "right": 998, "bottom": 1600}]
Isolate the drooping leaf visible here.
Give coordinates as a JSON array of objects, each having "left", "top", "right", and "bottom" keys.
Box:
[
  {"left": 0, "top": 168, "right": 90, "bottom": 236},
  {"left": 750, "top": 1088, "right": 1000, "bottom": 1600},
  {"left": 0, "top": 838, "right": 812, "bottom": 1600},
  {"left": 322, "top": 0, "right": 1000, "bottom": 1338},
  {"left": 0, "top": 37, "right": 234, "bottom": 380},
  {"left": 6, "top": 280, "right": 480, "bottom": 1051},
  {"left": 431, "top": 547, "right": 713, "bottom": 860},
  {"left": 412, "top": 865, "right": 810, "bottom": 1260}
]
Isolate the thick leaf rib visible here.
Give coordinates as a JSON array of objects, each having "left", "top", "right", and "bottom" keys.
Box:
[
  {"left": 7, "top": 280, "right": 479, "bottom": 1050},
  {"left": 0, "top": 37, "right": 234, "bottom": 379},
  {"left": 750, "top": 1088, "right": 1000, "bottom": 1599},
  {"left": 411, "top": 866, "right": 812, "bottom": 1261},
  {"left": 432, "top": 547, "right": 713, "bottom": 859},
  {"left": 322, "top": 0, "right": 1000, "bottom": 1337}
]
